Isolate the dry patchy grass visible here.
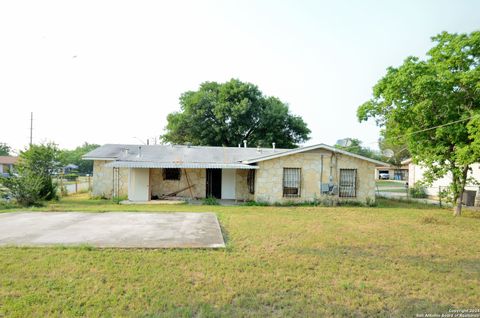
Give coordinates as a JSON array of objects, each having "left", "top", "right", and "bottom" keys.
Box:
[{"left": 0, "top": 194, "right": 479, "bottom": 317}]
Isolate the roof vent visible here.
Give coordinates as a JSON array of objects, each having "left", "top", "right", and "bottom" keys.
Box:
[
  {"left": 123, "top": 148, "right": 129, "bottom": 156},
  {"left": 272, "top": 142, "right": 276, "bottom": 152},
  {"left": 243, "top": 140, "right": 247, "bottom": 148},
  {"left": 187, "top": 142, "right": 192, "bottom": 148},
  {"left": 257, "top": 146, "right": 262, "bottom": 153},
  {"left": 137, "top": 146, "right": 142, "bottom": 158}
]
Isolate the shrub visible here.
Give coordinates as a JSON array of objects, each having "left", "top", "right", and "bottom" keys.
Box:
[
  {"left": 90, "top": 194, "right": 109, "bottom": 200},
  {"left": 365, "top": 197, "right": 377, "bottom": 207},
  {"left": 337, "top": 200, "right": 365, "bottom": 207},
  {"left": 0, "top": 172, "right": 45, "bottom": 207},
  {"left": 0, "top": 201, "right": 17, "bottom": 210},
  {"left": 39, "top": 176, "right": 58, "bottom": 201},
  {"left": 0, "top": 184, "right": 11, "bottom": 200},
  {"left": 12, "top": 143, "right": 60, "bottom": 202},
  {"left": 243, "top": 200, "right": 270, "bottom": 206},
  {"left": 409, "top": 183, "right": 427, "bottom": 198},
  {"left": 202, "top": 196, "right": 219, "bottom": 205},
  {"left": 112, "top": 195, "right": 128, "bottom": 204},
  {"left": 243, "top": 198, "right": 372, "bottom": 207}
]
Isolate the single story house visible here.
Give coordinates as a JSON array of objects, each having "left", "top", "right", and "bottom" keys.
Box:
[
  {"left": 83, "top": 143, "right": 388, "bottom": 204},
  {"left": 403, "top": 158, "right": 480, "bottom": 206},
  {"left": 375, "top": 165, "right": 409, "bottom": 181},
  {"left": 0, "top": 156, "right": 18, "bottom": 177},
  {"left": 63, "top": 164, "right": 79, "bottom": 174}
]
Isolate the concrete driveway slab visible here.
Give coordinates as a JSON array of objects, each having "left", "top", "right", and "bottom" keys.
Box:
[{"left": 0, "top": 212, "right": 225, "bottom": 248}]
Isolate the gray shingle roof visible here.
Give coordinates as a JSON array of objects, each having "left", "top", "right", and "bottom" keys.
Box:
[
  {"left": 83, "top": 144, "right": 288, "bottom": 165},
  {"left": 83, "top": 143, "right": 390, "bottom": 168}
]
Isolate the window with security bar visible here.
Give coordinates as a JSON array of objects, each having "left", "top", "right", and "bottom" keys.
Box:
[
  {"left": 283, "top": 168, "right": 301, "bottom": 197},
  {"left": 247, "top": 170, "right": 255, "bottom": 194},
  {"left": 339, "top": 169, "right": 357, "bottom": 197}
]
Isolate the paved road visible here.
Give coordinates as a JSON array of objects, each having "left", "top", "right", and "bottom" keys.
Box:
[{"left": 0, "top": 212, "right": 225, "bottom": 248}]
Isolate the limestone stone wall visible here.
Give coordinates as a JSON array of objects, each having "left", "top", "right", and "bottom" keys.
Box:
[
  {"left": 118, "top": 168, "right": 129, "bottom": 197},
  {"left": 92, "top": 160, "right": 128, "bottom": 198},
  {"left": 150, "top": 168, "right": 206, "bottom": 199},
  {"left": 235, "top": 169, "right": 254, "bottom": 201},
  {"left": 92, "top": 151, "right": 376, "bottom": 203},
  {"left": 254, "top": 149, "right": 376, "bottom": 204}
]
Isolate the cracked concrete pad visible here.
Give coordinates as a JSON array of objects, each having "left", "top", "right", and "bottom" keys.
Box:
[{"left": 0, "top": 212, "right": 225, "bottom": 248}]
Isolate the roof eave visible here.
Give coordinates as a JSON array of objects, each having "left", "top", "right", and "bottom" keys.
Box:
[
  {"left": 242, "top": 143, "right": 390, "bottom": 166},
  {"left": 104, "top": 161, "right": 258, "bottom": 169},
  {"left": 82, "top": 157, "right": 116, "bottom": 161}
]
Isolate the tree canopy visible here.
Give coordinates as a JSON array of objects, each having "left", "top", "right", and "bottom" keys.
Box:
[
  {"left": 59, "top": 143, "right": 100, "bottom": 174},
  {"left": 15, "top": 143, "right": 60, "bottom": 202},
  {"left": 162, "top": 79, "right": 311, "bottom": 148},
  {"left": 357, "top": 31, "right": 480, "bottom": 216},
  {"left": 0, "top": 143, "right": 11, "bottom": 156}
]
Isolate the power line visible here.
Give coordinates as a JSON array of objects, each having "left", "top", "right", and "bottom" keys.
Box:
[{"left": 364, "top": 113, "right": 480, "bottom": 146}]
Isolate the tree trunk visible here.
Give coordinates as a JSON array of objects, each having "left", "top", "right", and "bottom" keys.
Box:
[
  {"left": 454, "top": 189, "right": 464, "bottom": 217},
  {"left": 453, "top": 166, "right": 469, "bottom": 217}
]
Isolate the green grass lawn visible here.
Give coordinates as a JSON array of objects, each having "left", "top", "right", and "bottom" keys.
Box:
[
  {"left": 377, "top": 188, "right": 408, "bottom": 193},
  {"left": 1, "top": 194, "right": 479, "bottom": 317},
  {"left": 376, "top": 180, "right": 407, "bottom": 187}
]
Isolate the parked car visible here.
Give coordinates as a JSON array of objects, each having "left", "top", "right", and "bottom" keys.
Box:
[{"left": 378, "top": 172, "right": 390, "bottom": 180}]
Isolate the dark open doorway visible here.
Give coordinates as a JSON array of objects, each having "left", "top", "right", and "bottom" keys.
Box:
[{"left": 206, "top": 169, "right": 222, "bottom": 199}]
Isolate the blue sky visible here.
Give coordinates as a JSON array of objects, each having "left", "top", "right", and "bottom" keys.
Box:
[{"left": 0, "top": 0, "right": 479, "bottom": 151}]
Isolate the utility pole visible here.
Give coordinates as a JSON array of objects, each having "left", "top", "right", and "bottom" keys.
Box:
[{"left": 29, "top": 112, "right": 33, "bottom": 146}]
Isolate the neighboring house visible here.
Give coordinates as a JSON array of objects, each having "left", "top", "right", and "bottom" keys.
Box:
[
  {"left": 63, "top": 164, "right": 79, "bottom": 174},
  {"left": 83, "top": 143, "right": 388, "bottom": 204},
  {"left": 375, "top": 165, "right": 409, "bottom": 181},
  {"left": 0, "top": 156, "right": 18, "bottom": 176},
  {"left": 403, "top": 158, "right": 480, "bottom": 206}
]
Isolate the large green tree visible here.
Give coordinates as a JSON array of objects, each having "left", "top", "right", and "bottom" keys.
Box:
[
  {"left": 18, "top": 143, "right": 60, "bottom": 201},
  {"left": 1, "top": 143, "right": 61, "bottom": 205},
  {"left": 357, "top": 31, "right": 480, "bottom": 216},
  {"left": 162, "top": 79, "right": 311, "bottom": 148},
  {"left": 59, "top": 143, "right": 99, "bottom": 174},
  {"left": 0, "top": 143, "right": 11, "bottom": 156}
]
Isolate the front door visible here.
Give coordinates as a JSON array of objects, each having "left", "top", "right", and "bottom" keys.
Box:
[
  {"left": 128, "top": 168, "right": 150, "bottom": 202},
  {"left": 221, "top": 169, "right": 236, "bottom": 199},
  {"left": 206, "top": 169, "right": 222, "bottom": 199}
]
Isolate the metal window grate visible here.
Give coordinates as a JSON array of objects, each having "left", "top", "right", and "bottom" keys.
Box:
[
  {"left": 112, "top": 167, "right": 120, "bottom": 198},
  {"left": 247, "top": 170, "right": 255, "bottom": 194},
  {"left": 339, "top": 169, "right": 357, "bottom": 197},
  {"left": 283, "top": 168, "right": 301, "bottom": 197}
]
